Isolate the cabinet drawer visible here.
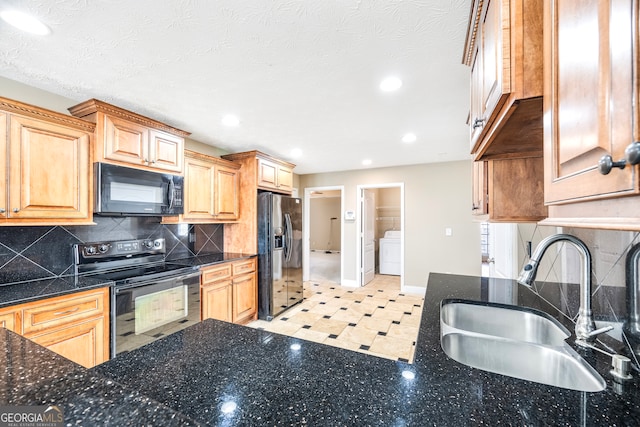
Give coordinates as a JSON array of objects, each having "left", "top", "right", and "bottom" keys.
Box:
[
  {"left": 232, "top": 258, "right": 256, "bottom": 276},
  {"left": 0, "top": 310, "right": 18, "bottom": 333},
  {"left": 22, "top": 290, "right": 106, "bottom": 336},
  {"left": 202, "top": 264, "right": 232, "bottom": 283}
]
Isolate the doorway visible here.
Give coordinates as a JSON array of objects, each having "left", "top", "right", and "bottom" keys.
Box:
[
  {"left": 303, "top": 186, "right": 344, "bottom": 284},
  {"left": 357, "top": 183, "right": 404, "bottom": 290}
]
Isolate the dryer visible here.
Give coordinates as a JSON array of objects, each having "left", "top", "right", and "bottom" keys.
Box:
[{"left": 379, "top": 230, "right": 401, "bottom": 275}]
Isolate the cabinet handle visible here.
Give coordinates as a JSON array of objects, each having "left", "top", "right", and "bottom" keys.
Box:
[
  {"left": 0, "top": 208, "right": 5, "bottom": 213},
  {"left": 598, "top": 154, "right": 627, "bottom": 175},
  {"left": 12, "top": 208, "right": 19, "bottom": 213},
  {"left": 625, "top": 141, "right": 640, "bottom": 165},
  {"left": 144, "top": 158, "right": 149, "bottom": 164},
  {"left": 53, "top": 307, "right": 79, "bottom": 316},
  {"left": 472, "top": 118, "right": 485, "bottom": 129}
]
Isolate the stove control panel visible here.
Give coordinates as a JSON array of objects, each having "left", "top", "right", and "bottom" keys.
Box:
[{"left": 74, "top": 238, "right": 166, "bottom": 261}]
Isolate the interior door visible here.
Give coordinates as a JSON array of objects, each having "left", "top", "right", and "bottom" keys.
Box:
[
  {"left": 487, "top": 223, "right": 516, "bottom": 279},
  {"left": 362, "top": 189, "right": 376, "bottom": 285}
]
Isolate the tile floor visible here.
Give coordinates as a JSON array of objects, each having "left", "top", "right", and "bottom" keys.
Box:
[{"left": 247, "top": 274, "right": 424, "bottom": 362}]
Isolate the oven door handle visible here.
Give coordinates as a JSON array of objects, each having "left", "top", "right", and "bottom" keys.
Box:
[{"left": 114, "top": 270, "right": 201, "bottom": 293}]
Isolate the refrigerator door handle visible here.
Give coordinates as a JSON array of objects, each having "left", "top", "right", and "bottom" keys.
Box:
[{"left": 284, "top": 213, "right": 293, "bottom": 262}]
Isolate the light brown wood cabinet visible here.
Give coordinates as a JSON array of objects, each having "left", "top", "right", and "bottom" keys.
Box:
[
  {"left": 0, "top": 287, "right": 110, "bottom": 368},
  {"left": 201, "top": 258, "right": 257, "bottom": 325},
  {"left": 541, "top": 0, "right": 640, "bottom": 229},
  {"left": 464, "top": 0, "right": 544, "bottom": 160},
  {"left": 165, "top": 150, "right": 240, "bottom": 223},
  {"left": 257, "top": 157, "right": 293, "bottom": 193},
  {"left": 0, "top": 97, "right": 94, "bottom": 225},
  {"left": 472, "top": 158, "right": 547, "bottom": 222},
  {"left": 221, "top": 151, "right": 296, "bottom": 254},
  {"left": 68, "top": 99, "right": 189, "bottom": 174}
]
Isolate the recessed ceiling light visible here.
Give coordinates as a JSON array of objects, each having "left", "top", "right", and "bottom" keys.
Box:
[
  {"left": 362, "top": 159, "right": 372, "bottom": 166},
  {"left": 221, "top": 114, "right": 239, "bottom": 127},
  {"left": 290, "top": 148, "right": 303, "bottom": 158},
  {"left": 402, "top": 133, "right": 417, "bottom": 143},
  {"left": 380, "top": 76, "right": 402, "bottom": 92},
  {"left": 0, "top": 10, "right": 50, "bottom": 35}
]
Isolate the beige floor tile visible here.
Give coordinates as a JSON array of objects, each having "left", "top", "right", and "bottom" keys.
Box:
[
  {"left": 349, "top": 302, "right": 380, "bottom": 315},
  {"left": 288, "top": 311, "right": 325, "bottom": 325},
  {"left": 309, "top": 303, "right": 341, "bottom": 316},
  {"left": 385, "top": 301, "right": 415, "bottom": 313},
  {"left": 387, "top": 323, "right": 419, "bottom": 341},
  {"left": 246, "top": 319, "right": 271, "bottom": 330},
  {"left": 322, "top": 338, "right": 364, "bottom": 353},
  {"left": 310, "top": 318, "right": 348, "bottom": 336},
  {"left": 369, "top": 335, "right": 414, "bottom": 361},
  {"left": 293, "top": 328, "right": 329, "bottom": 343},
  {"left": 265, "top": 320, "right": 305, "bottom": 336},
  {"left": 329, "top": 309, "right": 364, "bottom": 324},
  {"left": 401, "top": 313, "right": 423, "bottom": 327},
  {"left": 336, "top": 326, "right": 378, "bottom": 346},
  {"left": 371, "top": 307, "right": 405, "bottom": 322},
  {"left": 357, "top": 316, "right": 392, "bottom": 333},
  {"left": 412, "top": 305, "right": 424, "bottom": 316}
]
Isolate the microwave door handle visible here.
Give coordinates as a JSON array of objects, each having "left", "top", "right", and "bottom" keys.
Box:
[{"left": 168, "top": 179, "right": 175, "bottom": 210}]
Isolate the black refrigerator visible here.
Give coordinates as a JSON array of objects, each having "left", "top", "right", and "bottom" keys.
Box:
[{"left": 257, "top": 192, "right": 303, "bottom": 320}]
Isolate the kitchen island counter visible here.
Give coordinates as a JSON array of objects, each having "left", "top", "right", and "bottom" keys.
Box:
[{"left": 2, "top": 273, "right": 640, "bottom": 425}]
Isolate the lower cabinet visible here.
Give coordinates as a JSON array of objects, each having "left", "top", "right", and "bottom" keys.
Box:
[
  {"left": 201, "top": 258, "right": 257, "bottom": 325},
  {"left": 0, "top": 287, "right": 110, "bottom": 368}
]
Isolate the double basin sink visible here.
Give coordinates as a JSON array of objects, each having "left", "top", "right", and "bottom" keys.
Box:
[{"left": 440, "top": 299, "right": 606, "bottom": 392}]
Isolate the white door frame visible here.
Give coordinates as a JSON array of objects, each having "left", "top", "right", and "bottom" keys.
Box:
[
  {"left": 303, "top": 186, "right": 345, "bottom": 284},
  {"left": 356, "top": 183, "right": 405, "bottom": 290}
]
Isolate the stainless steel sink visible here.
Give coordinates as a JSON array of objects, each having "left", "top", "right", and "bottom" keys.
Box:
[{"left": 440, "top": 299, "right": 606, "bottom": 392}]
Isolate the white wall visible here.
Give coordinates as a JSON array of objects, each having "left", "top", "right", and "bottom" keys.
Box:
[{"left": 299, "top": 161, "right": 482, "bottom": 288}]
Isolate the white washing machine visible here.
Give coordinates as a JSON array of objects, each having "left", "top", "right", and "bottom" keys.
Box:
[{"left": 379, "top": 230, "right": 401, "bottom": 275}]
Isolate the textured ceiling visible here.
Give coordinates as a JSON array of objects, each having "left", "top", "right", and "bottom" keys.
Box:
[{"left": 0, "top": 0, "right": 472, "bottom": 174}]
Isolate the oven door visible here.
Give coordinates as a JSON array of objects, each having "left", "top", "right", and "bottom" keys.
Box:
[
  {"left": 111, "top": 271, "right": 200, "bottom": 357},
  {"left": 95, "top": 162, "right": 184, "bottom": 216}
]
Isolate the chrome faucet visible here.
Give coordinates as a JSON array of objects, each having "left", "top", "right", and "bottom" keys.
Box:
[
  {"left": 624, "top": 242, "right": 640, "bottom": 353},
  {"left": 517, "top": 234, "right": 612, "bottom": 346}
]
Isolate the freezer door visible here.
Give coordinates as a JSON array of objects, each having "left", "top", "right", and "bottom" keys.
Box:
[{"left": 282, "top": 197, "right": 303, "bottom": 308}]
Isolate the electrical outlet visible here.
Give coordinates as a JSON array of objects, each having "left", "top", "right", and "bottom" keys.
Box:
[{"left": 445, "top": 228, "right": 452, "bottom": 236}]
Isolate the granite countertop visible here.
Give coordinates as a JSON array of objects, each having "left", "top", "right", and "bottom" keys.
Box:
[
  {"left": 2, "top": 273, "right": 639, "bottom": 425},
  {"left": 0, "top": 252, "right": 254, "bottom": 308}
]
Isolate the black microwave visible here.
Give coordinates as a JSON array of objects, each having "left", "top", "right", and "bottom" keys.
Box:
[{"left": 95, "top": 163, "right": 184, "bottom": 216}]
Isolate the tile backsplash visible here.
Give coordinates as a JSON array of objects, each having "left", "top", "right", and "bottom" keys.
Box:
[
  {"left": 0, "top": 216, "right": 223, "bottom": 285},
  {"left": 516, "top": 224, "right": 640, "bottom": 362}
]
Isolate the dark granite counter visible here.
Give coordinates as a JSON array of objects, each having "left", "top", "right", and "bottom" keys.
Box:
[
  {"left": 168, "top": 252, "right": 256, "bottom": 268},
  {"left": 0, "top": 252, "right": 253, "bottom": 309},
  {"left": 2, "top": 273, "right": 639, "bottom": 425},
  {"left": 0, "top": 275, "right": 113, "bottom": 308}
]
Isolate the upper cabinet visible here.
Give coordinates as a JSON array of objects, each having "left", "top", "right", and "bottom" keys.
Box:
[
  {"left": 257, "top": 157, "right": 293, "bottom": 193},
  {"left": 165, "top": 150, "right": 240, "bottom": 223},
  {"left": 68, "top": 99, "right": 189, "bottom": 174},
  {"left": 0, "top": 97, "right": 94, "bottom": 225},
  {"left": 464, "top": 0, "right": 544, "bottom": 159},
  {"left": 220, "top": 151, "right": 296, "bottom": 254},
  {"left": 541, "top": 0, "right": 640, "bottom": 229}
]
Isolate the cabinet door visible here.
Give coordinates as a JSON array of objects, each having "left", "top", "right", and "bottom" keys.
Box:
[
  {"left": 201, "top": 280, "right": 233, "bottom": 322},
  {"left": 28, "top": 317, "right": 106, "bottom": 368},
  {"left": 472, "top": 161, "right": 488, "bottom": 215},
  {"left": 480, "top": 0, "right": 510, "bottom": 126},
  {"left": 183, "top": 157, "right": 214, "bottom": 221},
  {"left": 469, "top": 48, "right": 484, "bottom": 150},
  {"left": 0, "top": 308, "right": 18, "bottom": 332},
  {"left": 103, "top": 114, "right": 149, "bottom": 166},
  {"left": 214, "top": 165, "right": 239, "bottom": 220},
  {"left": 0, "top": 113, "right": 6, "bottom": 217},
  {"left": 8, "top": 114, "right": 90, "bottom": 220},
  {"left": 232, "top": 273, "right": 257, "bottom": 324},
  {"left": 276, "top": 166, "right": 293, "bottom": 192},
  {"left": 149, "top": 129, "right": 184, "bottom": 173},
  {"left": 257, "top": 158, "right": 278, "bottom": 190},
  {"left": 544, "top": 0, "right": 638, "bottom": 204}
]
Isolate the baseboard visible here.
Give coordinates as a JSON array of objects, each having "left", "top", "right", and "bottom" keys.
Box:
[
  {"left": 341, "top": 279, "right": 358, "bottom": 287},
  {"left": 401, "top": 285, "right": 426, "bottom": 296}
]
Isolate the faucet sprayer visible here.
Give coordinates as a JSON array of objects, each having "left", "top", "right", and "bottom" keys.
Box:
[{"left": 517, "top": 234, "right": 612, "bottom": 345}]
